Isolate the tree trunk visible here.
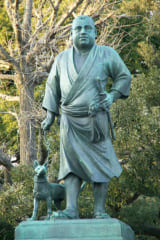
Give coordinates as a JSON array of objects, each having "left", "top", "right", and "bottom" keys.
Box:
[
  {"left": 0, "top": 149, "right": 13, "bottom": 170},
  {"left": 19, "top": 72, "right": 37, "bottom": 164}
]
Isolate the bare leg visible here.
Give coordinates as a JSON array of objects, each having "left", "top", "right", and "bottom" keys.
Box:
[
  {"left": 28, "top": 198, "right": 39, "bottom": 220},
  {"left": 93, "top": 182, "right": 110, "bottom": 218},
  {"left": 46, "top": 197, "right": 52, "bottom": 220},
  {"left": 64, "top": 173, "right": 82, "bottom": 218},
  {"left": 52, "top": 173, "right": 82, "bottom": 219}
]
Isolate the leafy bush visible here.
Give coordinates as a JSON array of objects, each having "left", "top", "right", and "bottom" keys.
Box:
[{"left": 0, "top": 218, "right": 14, "bottom": 240}]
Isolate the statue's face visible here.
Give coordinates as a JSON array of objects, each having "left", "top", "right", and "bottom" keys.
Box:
[{"left": 71, "top": 17, "right": 96, "bottom": 50}]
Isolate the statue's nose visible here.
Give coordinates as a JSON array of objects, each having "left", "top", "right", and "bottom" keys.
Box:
[{"left": 80, "top": 27, "right": 86, "bottom": 34}]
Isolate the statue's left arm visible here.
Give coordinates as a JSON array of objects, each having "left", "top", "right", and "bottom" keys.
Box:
[
  {"left": 100, "top": 47, "right": 131, "bottom": 110},
  {"left": 108, "top": 48, "right": 132, "bottom": 101}
]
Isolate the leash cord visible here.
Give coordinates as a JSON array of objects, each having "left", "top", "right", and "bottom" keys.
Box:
[{"left": 43, "top": 130, "right": 51, "bottom": 162}]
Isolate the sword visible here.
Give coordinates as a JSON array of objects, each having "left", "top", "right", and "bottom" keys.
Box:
[{"left": 96, "top": 77, "right": 116, "bottom": 140}]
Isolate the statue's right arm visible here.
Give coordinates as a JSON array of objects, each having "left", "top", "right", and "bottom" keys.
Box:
[
  {"left": 41, "top": 110, "right": 55, "bottom": 131},
  {"left": 41, "top": 55, "right": 62, "bottom": 131}
]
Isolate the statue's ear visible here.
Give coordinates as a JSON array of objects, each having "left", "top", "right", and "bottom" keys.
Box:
[
  {"left": 33, "top": 160, "right": 39, "bottom": 169},
  {"left": 44, "top": 160, "right": 48, "bottom": 169},
  {"left": 94, "top": 28, "right": 97, "bottom": 39},
  {"left": 70, "top": 29, "right": 73, "bottom": 39}
]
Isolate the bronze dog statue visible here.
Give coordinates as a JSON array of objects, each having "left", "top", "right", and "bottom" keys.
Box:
[{"left": 29, "top": 160, "right": 65, "bottom": 220}]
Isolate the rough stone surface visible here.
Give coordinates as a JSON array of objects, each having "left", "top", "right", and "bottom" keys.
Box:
[{"left": 15, "top": 218, "right": 135, "bottom": 240}]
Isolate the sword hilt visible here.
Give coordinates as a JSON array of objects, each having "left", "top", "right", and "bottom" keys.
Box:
[{"left": 96, "top": 77, "right": 116, "bottom": 140}]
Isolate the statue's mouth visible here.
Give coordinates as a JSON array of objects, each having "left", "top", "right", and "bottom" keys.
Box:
[{"left": 79, "top": 37, "right": 88, "bottom": 41}]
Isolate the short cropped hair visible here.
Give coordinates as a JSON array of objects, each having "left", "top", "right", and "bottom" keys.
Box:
[{"left": 72, "top": 15, "right": 95, "bottom": 28}]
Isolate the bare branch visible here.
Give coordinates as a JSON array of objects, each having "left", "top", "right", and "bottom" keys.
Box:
[
  {"left": 80, "top": 0, "right": 91, "bottom": 15},
  {"left": 92, "top": 0, "right": 122, "bottom": 19},
  {"left": 95, "top": 12, "right": 115, "bottom": 27},
  {"left": 0, "top": 149, "right": 14, "bottom": 170},
  {"left": 0, "top": 111, "right": 19, "bottom": 124},
  {"left": 53, "top": 23, "right": 71, "bottom": 35},
  {"left": 0, "top": 93, "right": 19, "bottom": 102},
  {"left": 49, "top": 0, "right": 63, "bottom": 26},
  {"left": 0, "top": 46, "right": 23, "bottom": 87},
  {"left": 0, "top": 44, "right": 20, "bottom": 70},
  {"left": 49, "top": 0, "right": 55, "bottom": 9},
  {"left": 22, "top": 0, "right": 33, "bottom": 42},
  {"left": 5, "top": 0, "right": 23, "bottom": 54},
  {"left": 4, "top": 0, "right": 14, "bottom": 24},
  {"left": 116, "top": 14, "right": 143, "bottom": 19},
  {"left": 55, "top": 0, "right": 84, "bottom": 27},
  {"left": 55, "top": 0, "right": 62, "bottom": 6},
  {"left": 0, "top": 60, "right": 13, "bottom": 70},
  {"left": 29, "top": 15, "right": 52, "bottom": 48},
  {"left": 0, "top": 74, "right": 17, "bottom": 81},
  {"left": 33, "top": 71, "right": 48, "bottom": 85}
]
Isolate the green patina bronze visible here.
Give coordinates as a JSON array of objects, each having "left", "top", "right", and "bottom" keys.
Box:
[
  {"left": 15, "top": 218, "right": 135, "bottom": 240},
  {"left": 15, "top": 15, "right": 134, "bottom": 240},
  {"left": 28, "top": 160, "right": 65, "bottom": 221},
  {"left": 41, "top": 15, "right": 132, "bottom": 220}
]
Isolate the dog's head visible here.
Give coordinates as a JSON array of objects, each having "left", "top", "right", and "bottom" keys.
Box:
[{"left": 33, "top": 160, "right": 48, "bottom": 177}]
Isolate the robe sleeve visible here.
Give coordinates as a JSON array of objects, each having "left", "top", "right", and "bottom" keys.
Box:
[
  {"left": 42, "top": 56, "right": 61, "bottom": 115},
  {"left": 107, "top": 48, "right": 132, "bottom": 99}
]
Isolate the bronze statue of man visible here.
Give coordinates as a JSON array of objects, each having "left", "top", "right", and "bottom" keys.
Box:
[{"left": 41, "top": 15, "right": 131, "bottom": 219}]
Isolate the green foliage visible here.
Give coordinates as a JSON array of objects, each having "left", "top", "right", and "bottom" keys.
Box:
[
  {"left": 0, "top": 111, "right": 19, "bottom": 154},
  {"left": 116, "top": 0, "right": 159, "bottom": 73},
  {"left": 0, "top": 0, "right": 13, "bottom": 46},
  {"left": 0, "top": 166, "right": 33, "bottom": 240},
  {"left": 119, "top": 196, "right": 160, "bottom": 240},
  {"left": 0, "top": 72, "right": 19, "bottom": 154},
  {"left": 0, "top": 166, "right": 34, "bottom": 225},
  {"left": 0, "top": 218, "right": 14, "bottom": 240},
  {"left": 120, "top": 196, "right": 160, "bottom": 228},
  {"left": 120, "top": 0, "right": 157, "bottom": 16},
  {"left": 109, "top": 48, "right": 160, "bottom": 239},
  {"left": 111, "top": 69, "right": 160, "bottom": 197},
  {"left": 79, "top": 183, "right": 94, "bottom": 219}
]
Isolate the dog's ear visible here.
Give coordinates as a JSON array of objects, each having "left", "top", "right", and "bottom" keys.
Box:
[
  {"left": 33, "top": 160, "right": 39, "bottom": 168},
  {"left": 44, "top": 160, "right": 49, "bottom": 169}
]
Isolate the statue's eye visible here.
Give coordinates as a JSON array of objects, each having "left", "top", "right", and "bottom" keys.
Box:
[
  {"left": 75, "top": 26, "right": 81, "bottom": 32},
  {"left": 85, "top": 26, "right": 92, "bottom": 31}
]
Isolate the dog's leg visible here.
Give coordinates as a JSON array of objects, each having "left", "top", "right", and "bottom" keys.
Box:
[
  {"left": 30, "top": 198, "right": 39, "bottom": 220},
  {"left": 46, "top": 196, "right": 52, "bottom": 220},
  {"left": 54, "top": 200, "right": 61, "bottom": 210}
]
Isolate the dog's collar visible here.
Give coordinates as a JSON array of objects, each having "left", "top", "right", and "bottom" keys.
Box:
[{"left": 34, "top": 175, "right": 47, "bottom": 183}]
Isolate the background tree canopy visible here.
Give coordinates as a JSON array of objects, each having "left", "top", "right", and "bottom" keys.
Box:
[{"left": 0, "top": 0, "right": 160, "bottom": 239}]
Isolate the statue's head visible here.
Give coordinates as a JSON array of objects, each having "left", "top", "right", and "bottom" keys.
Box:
[{"left": 71, "top": 15, "right": 97, "bottom": 51}]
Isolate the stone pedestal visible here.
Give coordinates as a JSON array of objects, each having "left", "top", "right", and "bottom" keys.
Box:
[{"left": 15, "top": 218, "right": 135, "bottom": 240}]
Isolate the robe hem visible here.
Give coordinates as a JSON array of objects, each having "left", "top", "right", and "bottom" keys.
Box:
[{"left": 58, "top": 170, "right": 122, "bottom": 183}]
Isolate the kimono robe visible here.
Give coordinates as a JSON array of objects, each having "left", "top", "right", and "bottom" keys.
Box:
[{"left": 42, "top": 44, "right": 132, "bottom": 183}]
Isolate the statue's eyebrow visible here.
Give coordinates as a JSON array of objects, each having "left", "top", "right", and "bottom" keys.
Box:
[{"left": 72, "top": 25, "right": 93, "bottom": 30}]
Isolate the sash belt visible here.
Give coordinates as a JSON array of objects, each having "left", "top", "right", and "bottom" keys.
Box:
[
  {"left": 61, "top": 103, "right": 105, "bottom": 143},
  {"left": 61, "top": 105, "right": 89, "bottom": 117}
]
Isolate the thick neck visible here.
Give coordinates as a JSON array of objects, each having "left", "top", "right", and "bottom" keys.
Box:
[
  {"left": 74, "top": 47, "right": 90, "bottom": 56},
  {"left": 73, "top": 43, "right": 94, "bottom": 55},
  {"left": 34, "top": 175, "right": 47, "bottom": 182}
]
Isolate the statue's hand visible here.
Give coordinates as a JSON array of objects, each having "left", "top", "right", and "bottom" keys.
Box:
[
  {"left": 41, "top": 111, "right": 55, "bottom": 131},
  {"left": 100, "top": 93, "right": 113, "bottom": 109}
]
